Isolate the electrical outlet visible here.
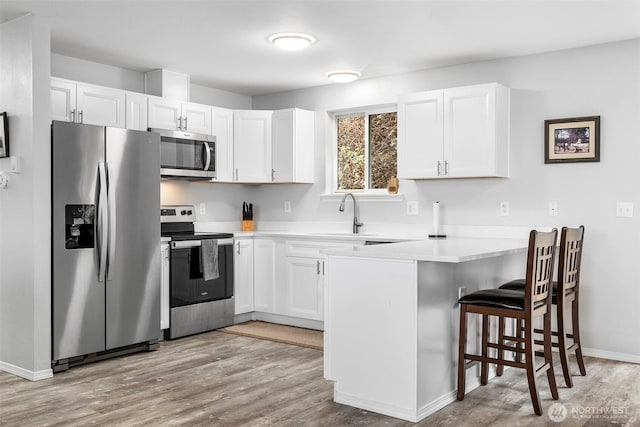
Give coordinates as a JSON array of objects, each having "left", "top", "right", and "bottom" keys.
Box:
[
  {"left": 616, "top": 202, "right": 634, "bottom": 218},
  {"left": 500, "top": 201, "right": 510, "bottom": 216},
  {"left": 458, "top": 286, "right": 467, "bottom": 299},
  {"left": 284, "top": 201, "right": 291, "bottom": 213},
  {"left": 407, "top": 201, "right": 419, "bottom": 216},
  {"left": 549, "top": 201, "right": 558, "bottom": 216},
  {"left": 199, "top": 203, "right": 206, "bottom": 215}
]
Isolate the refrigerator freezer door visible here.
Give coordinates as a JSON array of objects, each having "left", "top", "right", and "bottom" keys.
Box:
[
  {"left": 105, "top": 127, "right": 160, "bottom": 350},
  {"left": 52, "top": 121, "right": 106, "bottom": 360}
]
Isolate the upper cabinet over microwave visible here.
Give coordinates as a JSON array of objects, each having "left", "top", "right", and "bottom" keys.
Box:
[
  {"left": 148, "top": 96, "right": 213, "bottom": 135},
  {"left": 398, "top": 82, "right": 509, "bottom": 179}
]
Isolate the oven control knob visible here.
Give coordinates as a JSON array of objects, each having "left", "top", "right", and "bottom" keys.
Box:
[
  {"left": 187, "top": 209, "right": 193, "bottom": 215},
  {"left": 181, "top": 210, "right": 187, "bottom": 215}
]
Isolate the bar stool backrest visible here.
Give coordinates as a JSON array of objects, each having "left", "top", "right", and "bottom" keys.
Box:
[
  {"left": 559, "top": 225, "right": 585, "bottom": 294},
  {"left": 525, "top": 229, "right": 558, "bottom": 307}
]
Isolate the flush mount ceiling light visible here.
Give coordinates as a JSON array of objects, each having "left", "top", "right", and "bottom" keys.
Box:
[
  {"left": 326, "top": 70, "right": 361, "bottom": 83},
  {"left": 269, "top": 33, "right": 316, "bottom": 51}
]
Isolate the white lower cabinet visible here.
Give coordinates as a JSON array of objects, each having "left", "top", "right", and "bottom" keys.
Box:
[
  {"left": 160, "top": 243, "right": 170, "bottom": 330},
  {"left": 233, "top": 238, "right": 254, "bottom": 315},
  {"left": 253, "top": 238, "right": 276, "bottom": 313},
  {"left": 285, "top": 256, "right": 325, "bottom": 321}
]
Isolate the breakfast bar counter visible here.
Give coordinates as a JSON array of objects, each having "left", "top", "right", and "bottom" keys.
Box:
[{"left": 323, "top": 237, "right": 528, "bottom": 422}]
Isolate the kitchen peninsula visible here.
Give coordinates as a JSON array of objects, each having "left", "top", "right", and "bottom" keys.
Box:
[{"left": 323, "top": 237, "right": 528, "bottom": 422}]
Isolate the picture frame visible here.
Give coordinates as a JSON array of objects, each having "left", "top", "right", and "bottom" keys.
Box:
[
  {"left": 0, "top": 112, "right": 8, "bottom": 158},
  {"left": 544, "top": 116, "right": 600, "bottom": 164}
]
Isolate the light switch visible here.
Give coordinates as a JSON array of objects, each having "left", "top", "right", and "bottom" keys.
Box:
[
  {"left": 284, "top": 201, "right": 291, "bottom": 213},
  {"left": 549, "top": 201, "right": 558, "bottom": 216},
  {"left": 199, "top": 203, "right": 206, "bottom": 215}
]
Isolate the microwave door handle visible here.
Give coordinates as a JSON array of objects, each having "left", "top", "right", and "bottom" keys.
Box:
[
  {"left": 97, "top": 163, "right": 108, "bottom": 282},
  {"left": 203, "top": 141, "right": 212, "bottom": 171},
  {"left": 107, "top": 162, "right": 117, "bottom": 281}
]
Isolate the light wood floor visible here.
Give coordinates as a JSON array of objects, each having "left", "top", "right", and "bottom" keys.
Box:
[{"left": 1, "top": 331, "right": 638, "bottom": 426}]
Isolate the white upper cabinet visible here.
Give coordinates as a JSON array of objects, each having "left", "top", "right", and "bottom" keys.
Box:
[
  {"left": 272, "top": 108, "right": 314, "bottom": 183},
  {"left": 147, "top": 96, "right": 181, "bottom": 130},
  {"left": 398, "top": 90, "right": 444, "bottom": 178},
  {"left": 233, "top": 110, "right": 273, "bottom": 182},
  {"left": 51, "top": 78, "right": 125, "bottom": 128},
  {"left": 50, "top": 78, "right": 76, "bottom": 122},
  {"left": 125, "top": 92, "right": 148, "bottom": 131},
  {"left": 398, "top": 82, "right": 509, "bottom": 179},
  {"left": 182, "top": 102, "right": 212, "bottom": 135},
  {"left": 148, "top": 96, "right": 212, "bottom": 134},
  {"left": 211, "top": 106, "right": 234, "bottom": 182}
]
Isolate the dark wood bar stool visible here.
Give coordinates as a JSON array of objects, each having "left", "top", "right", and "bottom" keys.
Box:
[
  {"left": 498, "top": 226, "right": 586, "bottom": 388},
  {"left": 456, "top": 229, "right": 559, "bottom": 416}
]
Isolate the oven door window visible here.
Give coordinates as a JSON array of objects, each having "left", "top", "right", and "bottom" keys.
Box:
[
  {"left": 160, "top": 137, "right": 206, "bottom": 171},
  {"left": 170, "top": 244, "right": 233, "bottom": 307}
]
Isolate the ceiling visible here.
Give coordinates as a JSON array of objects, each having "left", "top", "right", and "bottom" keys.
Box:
[{"left": 2, "top": 1, "right": 640, "bottom": 96}]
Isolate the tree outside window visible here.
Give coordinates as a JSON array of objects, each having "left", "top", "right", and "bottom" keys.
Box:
[{"left": 336, "top": 111, "right": 397, "bottom": 192}]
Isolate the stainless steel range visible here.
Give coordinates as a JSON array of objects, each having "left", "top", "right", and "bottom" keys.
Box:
[{"left": 161, "top": 205, "right": 234, "bottom": 339}]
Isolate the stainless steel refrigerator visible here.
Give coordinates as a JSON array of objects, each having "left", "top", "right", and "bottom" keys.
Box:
[{"left": 52, "top": 121, "right": 160, "bottom": 372}]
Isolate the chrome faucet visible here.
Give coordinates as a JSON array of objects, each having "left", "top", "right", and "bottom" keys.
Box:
[{"left": 338, "top": 192, "right": 364, "bottom": 234}]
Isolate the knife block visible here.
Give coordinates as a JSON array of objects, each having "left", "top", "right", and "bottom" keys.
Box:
[{"left": 241, "top": 220, "right": 255, "bottom": 232}]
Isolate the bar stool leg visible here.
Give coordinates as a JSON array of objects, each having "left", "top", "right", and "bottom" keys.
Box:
[
  {"left": 572, "top": 297, "right": 587, "bottom": 376},
  {"left": 524, "top": 317, "right": 543, "bottom": 416},
  {"left": 544, "top": 308, "right": 559, "bottom": 400},
  {"left": 480, "top": 314, "right": 489, "bottom": 385},
  {"left": 556, "top": 295, "right": 573, "bottom": 388},
  {"left": 496, "top": 316, "right": 505, "bottom": 376},
  {"left": 457, "top": 304, "right": 468, "bottom": 401}
]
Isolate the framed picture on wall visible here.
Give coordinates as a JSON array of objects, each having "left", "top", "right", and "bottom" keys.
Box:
[
  {"left": 0, "top": 112, "right": 8, "bottom": 158},
  {"left": 544, "top": 116, "right": 600, "bottom": 163}
]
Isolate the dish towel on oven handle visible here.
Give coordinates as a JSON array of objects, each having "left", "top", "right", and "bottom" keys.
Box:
[{"left": 200, "top": 239, "right": 219, "bottom": 281}]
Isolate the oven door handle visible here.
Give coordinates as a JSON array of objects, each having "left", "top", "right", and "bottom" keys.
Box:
[{"left": 171, "top": 238, "right": 234, "bottom": 249}]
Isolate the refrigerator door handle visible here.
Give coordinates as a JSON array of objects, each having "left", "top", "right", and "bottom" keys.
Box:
[
  {"left": 203, "top": 141, "right": 212, "bottom": 171},
  {"left": 106, "top": 162, "right": 117, "bottom": 281},
  {"left": 97, "top": 162, "right": 108, "bottom": 282}
]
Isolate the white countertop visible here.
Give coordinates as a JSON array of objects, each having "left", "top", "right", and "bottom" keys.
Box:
[{"left": 323, "top": 236, "right": 528, "bottom": 263}]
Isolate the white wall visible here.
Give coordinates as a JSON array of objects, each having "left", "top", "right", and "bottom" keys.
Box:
[
  {"left": 251, "top": 39, "right": 640, "bottom": 360},
  {"left": 0, "top": 14, "right": 52, "bottom": 379},
  {"left": 51, "top": 54, "right": 252, "bottom": 109}
]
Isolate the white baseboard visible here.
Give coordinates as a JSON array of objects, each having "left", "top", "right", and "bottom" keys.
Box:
[
  {"left": 0, "top": 361, "right": 53, "bottom": 381},
  {"left": 582, "top": 348, "right": 640, "bottom": 364}
]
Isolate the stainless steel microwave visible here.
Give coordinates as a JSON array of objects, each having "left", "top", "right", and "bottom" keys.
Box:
[{"left": 151, "top": 129, "right": 216, "bottom": 179}]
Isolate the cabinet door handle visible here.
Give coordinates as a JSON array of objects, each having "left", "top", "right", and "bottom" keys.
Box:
[
  {"left": 236, "top": 241, "right": 241, "bottom": 254},
  {"left": 183, "top": 116, "right": 188, "bottom": 130},
  {"left": 322, "top": 260, "right": 325, "bottom": 276},
  {"left": 271, "top": 169, "right": 275, "bottom": 182},
  {"left": 70, "top": 109, "right": 75, "bottom": 123},
  {"left": 235, "top": 168, "right": 239, "bottom": 181},
  {"left": 78, "top": 110, "right": 84, "bottom": 123},
  {"left": 444, "top": 160, "right": 449, "bottom": 176},
  {"left": 437, "top": 161, "right": 442, "bottom": 176},
  {"left": 178, "top": 116, "right": 183, "bottom": 130},
  {"left": 316, "top": 260, "right": 320, "bottom": 275}
]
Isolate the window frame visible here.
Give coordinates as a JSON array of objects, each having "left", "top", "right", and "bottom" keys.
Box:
[{"left": 330, "top": 104, "right": 398, "bottom": 195}]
